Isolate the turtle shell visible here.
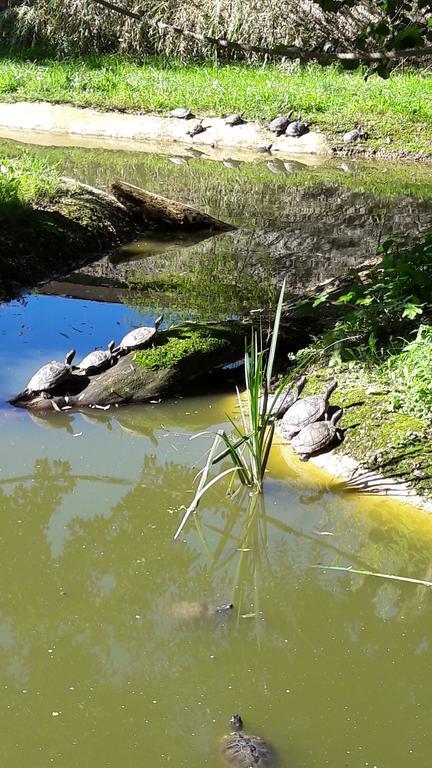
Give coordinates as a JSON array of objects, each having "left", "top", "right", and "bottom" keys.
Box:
[
  {"left": 170, "top": 107, "right": 194, "bottom": 119},
  {"left": 222, "top": 731, "right": 274, "bottom": 767},
  {"left": 78, "top": 349, "right": 111, "bottom": 374},
  {"left": 343, "top": 128, "right": 361, "bottom": 143},
  {"left": 268, "top": 114, "right": 291, "bottom": 134},
  {"left": 291, "top": 420, "right": 336, "bottom": 456},
  {"left": 225, "top": 113, "right": 245, "bottom": 126},
  {"left": 282, "top": 394, "right": 326, "bottom": 432},
  {"left": 187, "top": 121, "right": 206, "bottom": 137},
  {"left": 120, "top": 326, "right": 156, "bottom": 351},
  {"left": 26, "top": 359, "right": 71, "bottom": 394},
  {"left": 285, "top": 120, "right": 309, "bottom": 137}
]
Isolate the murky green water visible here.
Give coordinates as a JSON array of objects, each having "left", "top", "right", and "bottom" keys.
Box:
[{"left": 2, "top": 139, "right": 432, "bottom": 766}]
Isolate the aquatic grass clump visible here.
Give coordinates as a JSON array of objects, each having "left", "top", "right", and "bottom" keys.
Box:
[{"left": 174, "top": 280, "right": 288, "bottom": 540}]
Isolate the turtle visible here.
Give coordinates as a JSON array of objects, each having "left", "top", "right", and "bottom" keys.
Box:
[
  {"left": 77, "top": 340, "right": 116, "bottom": 375},
  {"left": 187, "top": 120, "right": 207, "bottom": 138},
  {"left": 260, "top": 375, "right": 307, "bottom": 419},
  {"left": 268, "top": 111, "right": 293, "bottom": 135},
  {"left": 170, "top": 107, "right": 194, "bottom": 119},
  {"left": 22, "top": 349, "right": 76, "bottom": 398},
  {"left": 281, "top": 380, "right": 338, "bottom": 438},
  {"left": 221, "top": 714, "right": 275, "bottom": 768},
  {"left": 255, "top": 144, "right": 272, "bottom": 154},
  {"left": 225, "top": 113, "right": 245, "bottom": 127},
  {"left": 343, "top": 124, "right": 367, "bottom": 143},
  {"left": 116, "top": 316, "right": 163, "bottom": 354},
  {"left": 171, "top": 601, "right": 233, "bottom": 621},
  {"left": 290, "top": 408, "right": 343, "bottom": 461},
  {"left": 285, "top": 119, "right": 310, "bottom": 138}
]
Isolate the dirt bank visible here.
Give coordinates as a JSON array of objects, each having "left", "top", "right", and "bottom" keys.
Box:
[{"left": 0, "top": 101, "right": 330, "bottom": 156}]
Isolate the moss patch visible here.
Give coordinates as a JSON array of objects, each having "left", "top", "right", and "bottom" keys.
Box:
[{"left": 135, "top": 324, "right": 238, "bottom": 371}]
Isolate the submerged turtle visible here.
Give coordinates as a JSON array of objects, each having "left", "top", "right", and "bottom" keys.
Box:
[
  {"left": 281, "top": 380, "right": 338, "bottom": 438},
  {"left": 343, "top": 124, "right": 367, "bottom": 143},
  {"left": 170, "top": 107, "right": 194, "bottom": 119},
  {"left": 268, "top": 111, "right": 293, "bottom": 135},
  {"left": 171, "top": 601, "right": 233, "bottom": 621},
  {"left": 116, "top": 316, "right": 163, "bottom": 353},
  {"left": 291, "top": 408, "right": 343, "bottom": 460},
  {"left": 187, "top": 120, "right": 207, "bottom": 138},
  {"left": 225, "top": 113, "right": 245, "bottom": 127},
  {"left": 77, "top": 340, "right": 116, "bottom": 375},
  {"left": 260, "top": 375, "right": 307, "bottom": 419},
  {"left": 221, "top": 714, "right": 275, "bottom": 768},
  {"left": 23, "top": 349, "right": 76, "bottom": 398},
  {"left": 285, "top": 119, "right": 310, "bottom": 138}
]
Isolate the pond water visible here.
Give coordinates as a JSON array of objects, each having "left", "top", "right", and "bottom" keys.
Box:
[{"left": 2, "top": 138, "right": 432, "bottom": 767}]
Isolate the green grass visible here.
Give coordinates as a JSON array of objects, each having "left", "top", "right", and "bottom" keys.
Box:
[
  {"left": 0, "top": 153, "right": 59, "bottom": 212},
  {"left": 0, "top": 47, "right": 431, "bottom": 153}
]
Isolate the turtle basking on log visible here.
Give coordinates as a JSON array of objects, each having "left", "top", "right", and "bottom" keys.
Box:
[
  {"left": 115, "top": 316, "right": 164, "bottom": 354},
  {"left": 77, "top": 340, "right": 116, "bottom": 375},
  {"left": 14, "top": 349, "right": 76, "bottom": 400}
]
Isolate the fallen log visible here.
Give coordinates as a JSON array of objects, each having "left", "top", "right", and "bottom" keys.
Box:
[
  {"left": 111, "top": 180, "right": 236, "bottom": 231},
  {"left": 10, "top": 322, "right": 247, "bottom": 412}
]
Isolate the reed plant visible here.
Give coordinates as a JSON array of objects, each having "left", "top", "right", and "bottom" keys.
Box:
[{"left": 174, "top": 279, "right": 289, "bottom": 540}]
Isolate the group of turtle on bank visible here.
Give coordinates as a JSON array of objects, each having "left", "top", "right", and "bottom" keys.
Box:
[
  {"left": 263, "top": 377, "right": 343, "bottom": 460},
  {"left": 169, "top": 106, "right": 367, "bottom": 146},
  {"left": 13, "top": 316, "right": 164, "bottom": 402}
]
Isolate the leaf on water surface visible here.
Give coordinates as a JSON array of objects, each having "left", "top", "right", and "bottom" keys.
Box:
[
  {"left": 240, "top": 613, "right": 257, "bottom": 619},
  {"left": 313, "top": 530, "right": 335, "bottom": 536}
]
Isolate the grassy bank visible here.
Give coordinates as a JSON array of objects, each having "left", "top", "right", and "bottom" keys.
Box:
[
  {"left": 0, "top": 47, "right": 431, "bottom": 154},
  {"left": 0, "top": 156, "right": 139, "bottom": 300},
  {"left": 286, "top": 232, "right": 432, "bottom": 500}
]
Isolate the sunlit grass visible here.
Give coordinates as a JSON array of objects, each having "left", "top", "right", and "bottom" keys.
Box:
[
  {"left": 0, "top": 153, "right": 59, "bottom": 209},
  {"left": 0, "top": 47, "right": 431, "bottom": 152}
]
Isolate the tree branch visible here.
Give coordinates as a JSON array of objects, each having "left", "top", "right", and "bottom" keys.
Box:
[{"left": 90, "top": 0, "right": 432, "bottom": 63}]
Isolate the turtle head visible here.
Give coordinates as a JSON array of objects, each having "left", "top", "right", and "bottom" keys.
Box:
[
  {"left": 296, "top": 375, "right": 307, "bottom": 394},
  {"left": 65, "top": 349, "right": 76, "bottom": 365},
  {"left": 108, "top": 340, "right": 115, "bottom": 352},
  {"left": 154, "top": 315, "right": 164, "bottom": 330},
  {"left": 331, "top": 408, "right": 343, "bottom": 426},
  {"left": 326, "top": 380, "right": 338, "bottom": 398},
  {"left": 215, "top": 602, "right": 234, "bottom": 614},
  {"left": 230, "top": 714, "right": 243, "bottom": 731}
]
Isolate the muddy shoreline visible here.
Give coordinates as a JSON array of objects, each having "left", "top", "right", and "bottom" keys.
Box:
[{"left": 1, "top": 100, "right": 431, "bottom": 162}]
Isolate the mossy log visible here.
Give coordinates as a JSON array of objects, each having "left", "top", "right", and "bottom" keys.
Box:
[
  {"left": 11, "top": 322, "right": 247, "bottom": 412},
  {"left": 111, "top": 180, "right": 236, "bottom": 231}
]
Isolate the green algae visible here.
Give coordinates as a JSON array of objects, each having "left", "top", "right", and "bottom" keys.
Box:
[{"left": 135, "top": 325, "right": 238, "bottom": 371}]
